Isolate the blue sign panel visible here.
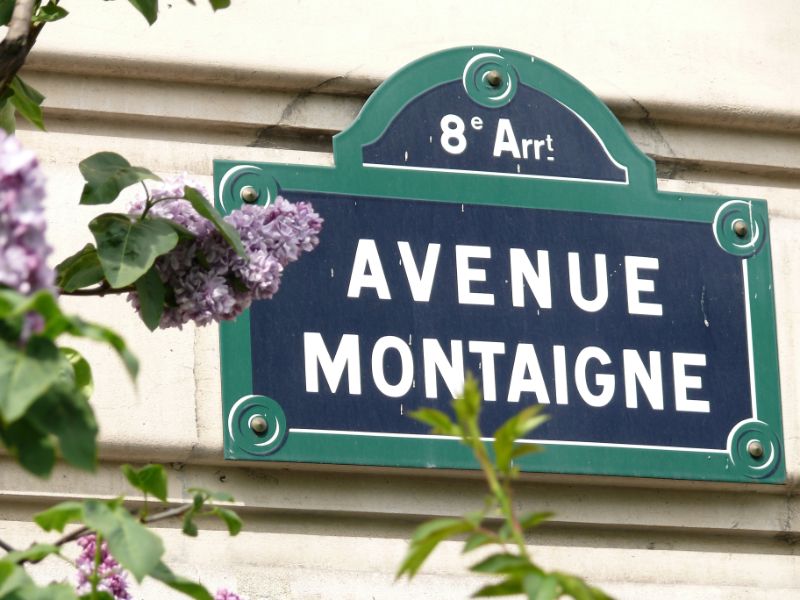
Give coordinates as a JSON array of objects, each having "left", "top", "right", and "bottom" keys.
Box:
[
  {"left": 217, "top": 47, "right": 783, "bottom": 483},
  {"left": 250, "top": 193, "right": 750, "bottom": 452}
]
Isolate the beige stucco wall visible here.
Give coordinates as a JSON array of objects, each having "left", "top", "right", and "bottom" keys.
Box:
[{"left": 1, "top": 1, "right": 799, "bottom": 597}]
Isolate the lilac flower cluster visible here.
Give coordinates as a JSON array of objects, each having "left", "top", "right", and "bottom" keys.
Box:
[
  {"left": 215, "top": 589, "right": 245, "bottom": 600},
  {"left": 128, "top": 176, "right": 322, "bottom": 329},
  {"left": 76, "top": 534, "right": 132, "bottom": 600},
  {"left": 0, "top": 131, "right": 53, "bottom": 295}
]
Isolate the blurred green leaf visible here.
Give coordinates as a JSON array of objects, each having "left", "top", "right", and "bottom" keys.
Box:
[
  {"left": 182, "top": 513, "right": 198, "bottom": 537},
  {"left": 524, "top": 573, "right": 558, "bottom": 600},
  {"left": 0, "top": 99, "right": 15, "bottom": 133},
  {"left": 493, "top": 405, "right": 546, "bottom": 475},
  {"left": 0, "top": 337, "right": 60, "bottom": 423},
  {"left": 470, "top": 553, "right": 531, "bottom": 575},
  {"left": 82, "top": 500, "right": 165, "bottom": 581},
  {"left": 150, "top": 561, "right": 214, "bottom": 600},
  {"left": 79, "top": 152, "right": 160, "bottom": 205},
  {"left": 90, "top": 213, "right": 178, "bottom": 288},
  {"left": 127, "top": 0, "right": 157, "bottom": 24},
  {"left": 183, "top": 186, "right": 245, "bottom": 257},
  {"left": 451, "top": 373, "right": 482, "bottom": 435},
  {"left": 134, "top": 266, "right": 165, "bottom": 331},
  {"left": 3, "top": 543, "right": 60, "bottom": 564},
  {"left": 33, "top": 1, "right": 69, "bottom": 23},
  {"left": 61, "top": 347, "right": 94, "bottom": 399},
  {"left": 408, "top": 408, "right": 461, "bottom": 437},
  {"left": 122, "top": 464, "right": 168, "bottom": 502},
  {"left": 398, "top": 517, "right": 472, "bottom": 579},
  {"left": 463, "top": 531, "right": 496, "bottom": 553},
  {"left": 34, "top": 502, "right": 84, "bottom": 532},
  {"left": 211, "top": 507, "right": 242, "bottom": 536},
  {"left": 66, "top": 319, "right": 138, "bottom": 379},
  {"left": 0, "top": 0, "right": 14, "bottom": 26},
  {"left": 9, "top": 76, "right": 45, "bottom": 131},
  {"left": 519, "top": 512, "right": 553, "bottom": 531},
  {"left": 472, "top": 577, "right": 523, "bottom": 597},
  {"left": 55, "top": 244, "right": 105, "bottom": 292},
  {"left": 208, "top": 0, "right": 230, "bottom": 9},
  {"left": 26, "top": 382, "right": 98, "bottom": 471}
]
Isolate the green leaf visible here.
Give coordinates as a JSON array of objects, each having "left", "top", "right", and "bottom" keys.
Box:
[
  {"left": 519, "top": 512, "right": 553, "bottom": 530},
  {"left": 182, "top": 513, "right": 198, "bottom": 537},
  {"left": 411, "top": 517, "right": 466, "bottom": 543},
  {"left": 408, "top": 408, "right": 461, "bottom": 437},
  {"left": 187, "top": 487, "right": 234, "bottom": 503},
  {"left": 0, "top": 559, "right": 35, "bottom": 594},
  {"left": 398, "top": 518, "right": 473, "bottom": 580},
  {"left": 26, "top": 383, "right": 98, "bottom": 471},
  {"left": 208, "top": 0, "right": 231, "bottom": 10},
  {"left": 0, "top": 336, "right": 61, "bottom": 422},
  {"left": 150, "top": 216, "right": 196, "bottom": 241},
  {"left": 9, "top": 76, "right": 45, "bottom": 131},
  {"left": 134, "top": 266, "right": 165, "bottom": 330},
  {"left": 0, "top": 98, "right": 15, "bottom": 134},
  {"left": 396, "top": 536, "right": 441, "bottom": 580},
  {"left": 212, "top": 507, "right": 242, "bottom": 536},
  {"left": 493, "top": 406, "right": 546, "bottom": 474},
  {"left": 128, "top": 0, "right": 158, "bottom": 24},
  {"left": 472, "top": 577, "right": 524, "bottom": 597},
  {"left": 552, "top": 573, "right": 594, "bottom": 600},
  {"left": 3, "top": 543, "right": 60, "bottom": 564},
  {"left": 150, "top": 562, "right": 214, "bottom": 600},
  {"left": 90, "top": 213, "right": 178, "bottom": 288},
  {"left": 524, "top": 573, "right": 558, "bottom": 600},
  {"left": 55, "top": 244, "right": 105, "bottom": 292},
  {"left": 470, "top": 553, "right": 531, "bottom": 575},
  {"left": 80, "top": 592, "right": 115, "bottom": 600},
  {"left": 34, "top": 502, "right": 84, "bottom": 532},
  {"left": 451, "top": 373, "right": 482, "bottom": 434},
  {"left": 82, "top": 500, "right": 165, "bottom": 582},
  {"left": 78, "top": 152, "right": 160, "bottom": 205},
  {"left": 183, "top": 186, "right": 245, "bottom": 257},
  {"left": 33, "top": 2, "right": 69, "bottom": 23},
  {"left": 0, "top": 0, "right": 14, "bottom": 27},
  {"left": 61, "top": 347, "right": 94, "bottom": 399},
  {"left": 122, "top": 463, "right": 168, "bottom": 502},
  {"left": 463, "top": 532, "right": 496, "bottom": 553},
  {"left": 67, "top": 320, "right": 138, "bottom": 379}
]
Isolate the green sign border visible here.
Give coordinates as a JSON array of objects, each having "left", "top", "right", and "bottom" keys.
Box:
[{"left": 214, "top": 47, "right": 784, "bottom": 483}]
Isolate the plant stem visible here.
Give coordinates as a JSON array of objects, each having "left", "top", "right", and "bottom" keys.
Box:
[{"left": 0, "top": 537, "right": 15, "bottom": 553}]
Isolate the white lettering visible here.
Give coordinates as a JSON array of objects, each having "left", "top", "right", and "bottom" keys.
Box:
[
  {"left": 623, "top": 349, "right": 663, "bottom": 410},
  {"left": 398, "top": 241, "right": 440, "bottom": 303},
  {"left": 510, "top": 248, "right": 551, "bottom": 309},
  {"left": 423, "top": 339, "right": 465, "bottom": 399},
  {"left": 468, "top": 341, "right": 506, "bottom": 401},
  {"left": 493, "top": 118, "right": 521, "bottom": 158},
  {"left": 456, "top": 245, "right": 494, "bottom": 306},
  {"left": 625, "top": 256, "right": 663, "bottom": 316},
  {"left": 347, "top": 239, "right": 391, "bottom": 300},
  {"left": 507, "top": 343, "right": 550, "bottom": 404},
  {"left": 371, "top": 336, "right": 413, "bottom": 398},
  {"left": 568, "top": 252, "right": 609, "bottom": 312},
  {"left": 673, "top": 353, "right": 709, "bottom": 413},
  {"left": 575, "top": 346, "right": 614, "bottom": 407},
  {"left": 304, "top": 333, "right": 361, "bottom": 395}
]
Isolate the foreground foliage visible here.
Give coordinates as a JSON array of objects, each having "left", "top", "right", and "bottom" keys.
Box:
[{"left": 398, "top": 376, "right": 613, "bottom": 600}]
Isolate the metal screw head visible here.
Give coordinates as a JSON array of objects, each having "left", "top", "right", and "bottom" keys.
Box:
[
  {"left": 240, "top": 185, "right": 260, "bottom": 204},
  {"left": 747, "top": 440, "right": 764, "bottom": 459},
  {"left": 250, "top": 416, "right": 268, "bottom": 434},
  {"left": 733, "top": 219, "right": 748, "bottom": 238},
  {"left": 485, "top": 70, "right": 503, "bottom": 88}
]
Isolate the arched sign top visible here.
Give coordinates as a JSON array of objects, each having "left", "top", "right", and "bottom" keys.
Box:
[{"left": 334, "top": 47, "right": 656, "bottom": 194}]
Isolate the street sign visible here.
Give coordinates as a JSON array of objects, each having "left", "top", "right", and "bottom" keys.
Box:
[{"left": 215, "top": 47, "right": 784, "bottom": 483}]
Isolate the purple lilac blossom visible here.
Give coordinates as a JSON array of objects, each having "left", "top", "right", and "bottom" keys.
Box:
[
  {"left": 75, "top": 534, "right": 132, "bottom": 600},
  {"left": 0, "top": 131, "right": 53, "bottom": 295},
  {"left": 215, "top": 589, "right": 246, "bottom": 600},
  {"left": 128, "top": 177, "right": 322, "bottom": 329}
]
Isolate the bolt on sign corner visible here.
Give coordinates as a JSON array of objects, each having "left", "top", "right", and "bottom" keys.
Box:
[{"left": 215, "top": 47, "right": 784, "bottom": 483}]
